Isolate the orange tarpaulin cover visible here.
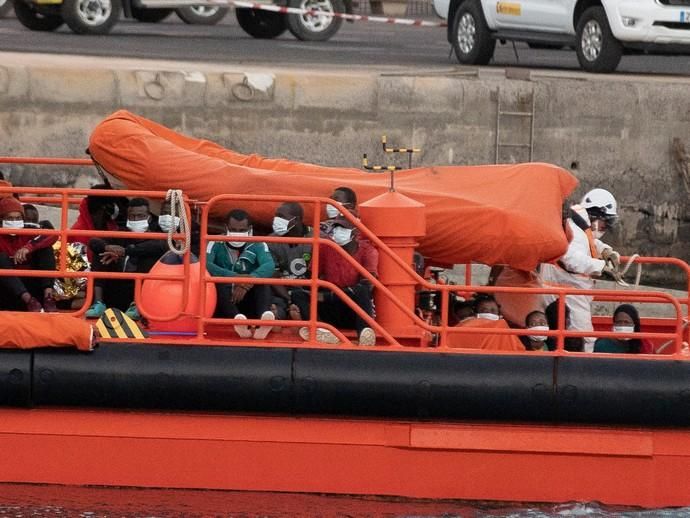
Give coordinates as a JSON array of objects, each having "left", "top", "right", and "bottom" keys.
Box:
[
  {"left": 447, "top": 318, "right": 526, "bottom": 351},
  {"left": 89, "top": 110, "right": 578, "bottom": 270},
  {"left": 0, "top": 312, "right": 93, "bottom": 351}
]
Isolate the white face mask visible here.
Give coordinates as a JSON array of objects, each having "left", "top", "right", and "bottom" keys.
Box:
[
  {"left": 111, "top": 204, "right": 119, "bottom": 220},
  {"left": 23, "top": 222, "right": 40, "bottom": 229},
  {"left": 591, "top": 220, "right": 606, "bottom": 240},
  {"left": 126, "top": 219, "right": 149, "bottom": 233},
  {"left": 527, "top": 325, "right": 550, "bottom": 342},
  {"left": 477, "top": 312, "right": 500, "bottom": 321},
  {"left": 3, "top": 219, "right": 24, "bottom": 231},
  {"left": 326, "top": 204, "right": 341, "bottom": 219},
  {"left": 332, "top": 226, "right": 353, "bottom": 246},
  {"left": 158, "top": 215, "right": 180, "bottom": 232},
  {"left": 613, "top": 325, "right": 635, "bottom": 339},
  {"left": 226, "top": 229, "right": 251, "bottom": 248},
  {"left": 272, "top": 216, "right": 294, "bottom": 236}
]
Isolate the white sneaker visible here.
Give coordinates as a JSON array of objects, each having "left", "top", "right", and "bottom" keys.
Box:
[
  {"left": 358, "top": 327, "right": 376, "bottom": 346},
  {"left": 233, "top": 313, "right": 252, "bottom": 338},
  {"left": 253, "top": 311, "right": 275, "bottom": 340},
  {"left": 298, "top": 326, "right": 340, "bottom": 345}
]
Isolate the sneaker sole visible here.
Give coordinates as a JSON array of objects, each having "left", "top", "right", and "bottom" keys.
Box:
[
  {"left": 233, "top": 314, "right": 252, "bottom": 339},
  {"left": 253, "top": 311, "right": 275, "bottom": 340}
]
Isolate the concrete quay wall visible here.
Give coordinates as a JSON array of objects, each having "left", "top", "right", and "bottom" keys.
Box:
[{"left": 1, "top": 55, "right": 689, "bottom": 285}]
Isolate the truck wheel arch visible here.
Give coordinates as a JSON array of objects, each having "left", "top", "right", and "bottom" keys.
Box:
[{"left": 447, "top": 0, "right": 467, "bottom": 42}]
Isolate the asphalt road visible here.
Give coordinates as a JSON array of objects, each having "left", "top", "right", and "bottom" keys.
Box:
[{"left": 1, "top": 11, "right": 690, "bottom": 75}]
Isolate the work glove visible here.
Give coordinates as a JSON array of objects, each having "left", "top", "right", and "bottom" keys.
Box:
[
  {"left": 601, "top": 248, "right": 621, "bottom": 271},
  {"left": 601, "top": 263, "right": 627, "bottom": 285}
]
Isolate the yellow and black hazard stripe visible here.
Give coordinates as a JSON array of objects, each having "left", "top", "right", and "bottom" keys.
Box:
[{"left": 96, "top": 308, "right": 147, "bottom": 339}]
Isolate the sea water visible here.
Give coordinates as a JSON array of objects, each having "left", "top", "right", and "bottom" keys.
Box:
[{"left": 1, "top": 484, "right": 689, "bottom": 517}]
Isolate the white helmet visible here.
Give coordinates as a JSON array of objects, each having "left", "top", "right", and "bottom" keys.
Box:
[{"left": 581, "top": 188, "right": 617, "bottom": 217}]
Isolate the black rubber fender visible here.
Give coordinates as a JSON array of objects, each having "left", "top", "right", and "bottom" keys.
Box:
[
  {"left": 0, "top": 349, "right": 32, "bottom": 407},
  {"left": 293, "top": 349, "right": 556, "bottom": 421},
  {"left": 32, "top": 343, "right": 294, "bottom": 412}
]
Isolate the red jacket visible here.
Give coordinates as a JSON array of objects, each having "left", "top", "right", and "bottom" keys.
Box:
[{"left": 70, "top": 198, "right": 118, "bottom": 261}]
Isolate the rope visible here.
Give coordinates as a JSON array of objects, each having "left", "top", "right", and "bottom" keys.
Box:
[
  {"left": 611, "top": 253, "right": 641, "bottom": 288},
  {"left": 165, "top": 189, "right": 191, "bottom": 256}
]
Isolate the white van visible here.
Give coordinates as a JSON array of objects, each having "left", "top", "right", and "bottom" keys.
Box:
[{"left": 433, "top": 0, "right": 690, "bottom": 72}]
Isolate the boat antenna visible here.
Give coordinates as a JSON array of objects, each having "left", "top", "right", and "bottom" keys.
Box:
[
  {"left": 362, "top": 154, "right": 398, "bottom": 191},
  {"left": 361, "top": 135, "right": 421, "bottom": 191}
]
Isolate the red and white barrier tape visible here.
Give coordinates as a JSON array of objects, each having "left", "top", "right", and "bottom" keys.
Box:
[{"left": 232, "top": 0, "right": 447, "bottom": 27}]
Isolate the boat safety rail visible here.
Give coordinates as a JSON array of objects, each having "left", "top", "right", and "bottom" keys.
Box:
[
  {"left": 199, "top": 193, "right": 415, "bottom": 346},
  {"left": 0, "top": 184, "right": 195, "bottom": 321},
  {"left": 432, "top": 284, "right": 685, "bottom": 357}
]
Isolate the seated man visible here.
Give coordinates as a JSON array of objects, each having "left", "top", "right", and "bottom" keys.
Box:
[
  {"left": 296, "top": 216, "right": 377, "bottom": 346},
  {"left": 320, "top": 186, "right": 358, "bottom": 235},
  {"left": 85, "top": 197, "right": 165, "bottom": 320},
  {"left": 0, "top": 197, "right": 57, "bottom": 312},
  {"left": 71, "top": 184, "right": 121, "bottom": 263},
  {"left": 206, "top": 208, "right": 275, "bottom": 339},
  {"left": 268, "top": 202, "right": 317, "bottom": 322}
]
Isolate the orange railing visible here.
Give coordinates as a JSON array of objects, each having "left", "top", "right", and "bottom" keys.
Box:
[{"left": 0, "top": 156, "right": 688, "bottom": 358}]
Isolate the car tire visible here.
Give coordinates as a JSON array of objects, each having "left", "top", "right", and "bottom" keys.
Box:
[
  {"left": 131, "top": 7, "right": 173, "bottom": 22},
  {"left": 286, "top": 0, "right": 343, "bottom": 41},
  {"left": 13, "top": 0, "right": 64, "bottom": 30},
  {"left": 61, "top": 0, "right": 120, "bottom": 33},
  {"left": 575, "top": 6, "right": 622, "bottom": 73},
  {"left": 450, "top": 0, "right": 495, "bottom": 65},
  {"left": 176, "top": 5, "right": 228, "bottom": 25},
  {"left": 235, "top": 7, "right": 287, "bottom": 39},
  {"left": 0, "top": 0, "right": 13, "bottom": 18}
]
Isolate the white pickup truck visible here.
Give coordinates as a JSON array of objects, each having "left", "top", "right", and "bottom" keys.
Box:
[{"left": 432, "top": 0, "right": 690, "bottom": 72}]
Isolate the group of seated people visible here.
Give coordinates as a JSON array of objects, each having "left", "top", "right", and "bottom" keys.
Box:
[
  {"left": 0, "top": 179, "right": 655, "bottom": 353},
  {"left": 448, "top": 292, "right": 651, "bottom": 354},
  {"left": 206, "top": 187, "right": 378, "bottom": 345}
]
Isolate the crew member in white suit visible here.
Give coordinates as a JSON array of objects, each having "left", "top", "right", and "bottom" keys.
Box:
[{"left": 541, "top": 188, "right": 621, "bottom": 352}]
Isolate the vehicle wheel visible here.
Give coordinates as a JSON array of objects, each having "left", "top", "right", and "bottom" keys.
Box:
[
  {"left": 13, "top": 0, "right": 64, "bottom": 30},
  {"left": 176, "top": 5, "right": 228, "bottom": 25},
  {"left": 61, "top": 0, "right": 120, "bottom": 33},
  {"left": 235, "top": 7, "right": 287, "bottom": 39},
  {"left": 575, "top": 6, "right": 622, "bottom": 73},
  {"left": 286, "top": 0, "right": 343, "bottom": 41},
  {"left": 450, "top": 0, "right": 495, "bottom": 65},
  {"left": 0, "top": 0, "right": 13, "bottom": 18},
  {"left": 131, "top": 6, "right": 173, "bottom": 22}
]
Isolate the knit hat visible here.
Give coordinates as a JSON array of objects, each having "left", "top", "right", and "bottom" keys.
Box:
[{"left": 0, "top": 196, "right": 24, "bottom": 218}]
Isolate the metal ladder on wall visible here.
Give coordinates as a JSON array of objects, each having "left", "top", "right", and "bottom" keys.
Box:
[{"left": 495, "top": 87, "right": 535, "bottom": 164}]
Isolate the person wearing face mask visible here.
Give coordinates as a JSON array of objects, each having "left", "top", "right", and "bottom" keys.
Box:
[
  {"left": 448, "top": 293, "right": 525, "bottom": 351},
  {"left": 295, "top": 216, "right": 378, "bottom": 346},
  {"left": 594, "top": 304, "right": 653, "bottom": 354},
  {"left": 521, "top": 310, "right": 550, "bottom": 351},
  {"left": 158, "top": 200, "right": 200, "bottom": 257},
  {"left": 71, "top": 184, "right": 122, "bottom": 263},
  {"left": 540, "top": 188, "right": 622, "bottom": 353},
  {"left": 320, "top": 186, "right": 358, "bottom": 235},
  {"left": 85, "top": 198, "right": 165, "bottom": 320},
  {"left": 268, "top": 202, "right": 319, "bottom": 323},
  {"left": 0, "top": 197, "right": 58, "bottom": 312},
  {"left": 206, "top": 209, "right": 276, "bottom": 339}
]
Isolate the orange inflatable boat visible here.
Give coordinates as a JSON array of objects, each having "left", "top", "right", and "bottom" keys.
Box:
[{"left": 88, "top": 110, "right": 577, "bottom": 271}]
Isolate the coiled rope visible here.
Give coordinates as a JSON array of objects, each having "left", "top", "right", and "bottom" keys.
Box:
[{"left": 165, "top": 189, "right": 191, "bottom": 256}]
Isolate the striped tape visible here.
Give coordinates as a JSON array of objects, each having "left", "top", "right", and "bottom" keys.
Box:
[{"left": 231, "top": 0, "right": 448, "bottom": 27}]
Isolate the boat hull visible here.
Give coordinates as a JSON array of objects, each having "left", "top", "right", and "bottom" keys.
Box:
[{"left": 1, "top": 408, "right": 689, "bottom": 508}]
